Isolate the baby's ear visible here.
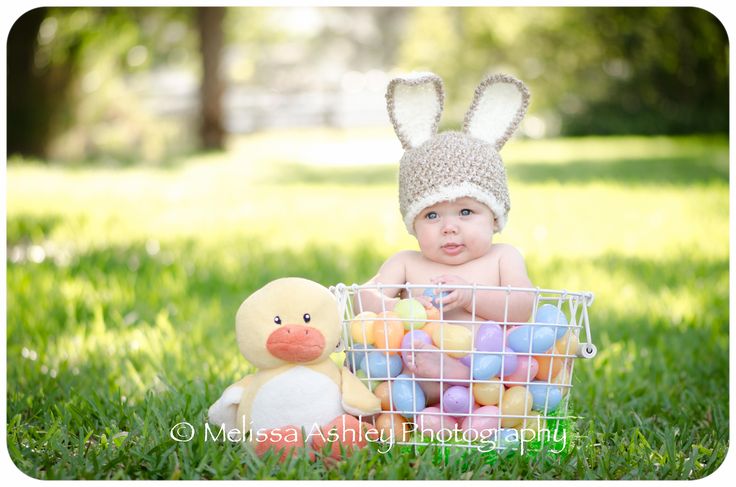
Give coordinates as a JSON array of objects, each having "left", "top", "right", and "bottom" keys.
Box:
[
  {"left": 463, "top": 74, "right": 530, "bottom": 151},
  {"left": 386, "top": 72, "right": 444, "bottom": 150}
]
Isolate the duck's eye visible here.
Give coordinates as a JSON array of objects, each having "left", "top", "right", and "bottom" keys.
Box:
[
  {"left": 274, "top": 316, "right": 282, "bottom": 325},
  {"left": 303, "top": 313, "right": 311, "bottom": 323}
]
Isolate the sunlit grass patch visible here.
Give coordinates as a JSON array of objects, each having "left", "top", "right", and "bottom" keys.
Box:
[{"left": 6, "top": 132, "right": 728, "bottom": 479}]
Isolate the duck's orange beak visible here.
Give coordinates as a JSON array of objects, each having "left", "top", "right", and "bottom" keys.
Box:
[{"left": 266, "top": 324, "right": 326, "bottom": 362}]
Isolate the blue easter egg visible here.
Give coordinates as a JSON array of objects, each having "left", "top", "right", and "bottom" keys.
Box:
[
  {"left": 535, "top": 304, "right": 569, "bottom": 339},
  {"left": 390, "top": 374, "right": 426, "bottom": 418},
  {"left": 422, "top": 288, "right": 450, "bottom": 308},
  {"left": 496, "top": 428, "right": 520, "bottom": 449},
  {"left": 469, "top": 353, "right": 502, "bottom": 380},
  {"left": 345, "top": 344, "right": 373, "bottom": 372},
  {"left": 508, "top": 326, "right": 556, "bottom": 354},
  {"left": 361, "top": 351, "right": 403, "bottom": 379},
  {"left": 528, "top": 381, "right": 563, "bottom": 411}
]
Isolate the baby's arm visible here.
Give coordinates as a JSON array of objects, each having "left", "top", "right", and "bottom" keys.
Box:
[
  {"left": 353, "top": 251, "right": 410, "bottom": 313},
  {"left": 478, "top": 245, "right": 534, "bottom": 323},
  {"left": 435, "top": 245, "right": 534, "bottom": 324}
]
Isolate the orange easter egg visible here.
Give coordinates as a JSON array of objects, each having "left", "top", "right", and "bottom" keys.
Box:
[
  {"left": 374, "top": 413, "right": 413, "bottom": 442},
  {"left": 349, "top": 311, "right": 377, "bottom": 345},
  {"left": 373, "top": 311, "right": 403, "bottom": 355},
  {"left": 374, "top": 381, "right": 394, "bottom": 411}
]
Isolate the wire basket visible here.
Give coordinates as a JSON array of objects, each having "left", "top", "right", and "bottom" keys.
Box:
[{"left": 330, "top": 283, "right": 596, "bottom": 456}]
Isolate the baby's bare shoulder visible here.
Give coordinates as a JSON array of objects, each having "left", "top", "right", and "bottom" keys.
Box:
[{"left": 490, "top": 243, "right": 525, "bottom": 260}]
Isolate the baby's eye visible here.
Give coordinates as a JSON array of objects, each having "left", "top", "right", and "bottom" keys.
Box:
[
  {"left": 460, "top": 209, "right": 473, "bottom": 216},
  {"left": 426, "top": 211, "right": 438, "bottom": 220}
]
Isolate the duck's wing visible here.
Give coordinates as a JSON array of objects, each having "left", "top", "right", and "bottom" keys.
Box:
[{"left": 339, "top": 368, "right": 381, "bottom": 416}]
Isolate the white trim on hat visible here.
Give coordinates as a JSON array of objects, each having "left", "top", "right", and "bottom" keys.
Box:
[{"left": 403, "top": 182, "right": 508, "bottom": 236}]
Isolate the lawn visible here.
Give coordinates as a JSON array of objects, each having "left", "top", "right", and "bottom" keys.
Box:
[{"left": 5, "top": 129, "right": 729, "bottom": 479}]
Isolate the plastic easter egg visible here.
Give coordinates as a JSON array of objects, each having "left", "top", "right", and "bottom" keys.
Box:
[
  {"left": 464, "top": 353, "right": 503, "bottom": 380},
  {"left": 345, "top": 344, "right": 374, "bottom": 372},
  {"left": 422, "top": 320, "right": 440, "bottom": 338},
  {"left": 503, "top": 355, "right": 539, "bottom": 385},
  {"left": 425, "top": 306, "right": 441, "bottom": 323},
  {"left": 373, "top": 312, "right": 404, "bottom": 354},
  {"left": 500, "top": 347, "right": 519, "bottom": 376},
  {"left": 373, "top": 381, "right": 394, "bottom": 411},
  {"left": 496, "top": 428, "right": 520, "bottom": 449},
  {"left": 528, "top": 381, "right": 563, "bottom": 412},
  {"left": 390, "top": 374, "right": 426, "bottom": 418},
  {"left": 400, "top": 330, "right": 433, "bottom": 365},
  {"left": 508, "top": 325, "right": 555, "bottom": 354},
  {"left": 416, "top": 406, "right": 458, "bottom": 440},
  {"left": 394, "top": 298, "right": 427, "bottom": 330},
  {"left": 431, "top": 324, "right": 473, "bottom": 358},
  {"left": 349, "top": 311, "right": 376, "bottom": 345},
  {"left": 354, "top": 369, "right": 381, "bottom": 391},
  {"left": 500, "top": 386, "right": 533, "bottom": 428},
  {"left": 422, "top": 288, "right": 450, "bottom": 309},
  {"left": 461, "top": 405, "right": 500, "bottom": 440},
  {"left": 475, "top": 322, "right": 505, "bottom": 352},
  {"left": 555, "top": 330, "right": 580, "bottom": 355},
  {"left": 535, "top": 304, "right": 569, "bottom": 339},
  {"left": 361, "top": 351, "right": 403, "bottom": 379},
  {"left": 441, "top": 386, "right": 473, "bottom": 415},
  {"left": 551, "top": 366, "right": 573, "bottom": 396},
  {"left": 472, "top": 379, "right": 502, "bottom": 406},
  {"left": 374, "top": 413, "right": 413, "bottom": 442}
]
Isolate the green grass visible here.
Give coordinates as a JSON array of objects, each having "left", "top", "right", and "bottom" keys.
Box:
[{"left": 6, "top": 129, "right": 728, "bottom": 479}]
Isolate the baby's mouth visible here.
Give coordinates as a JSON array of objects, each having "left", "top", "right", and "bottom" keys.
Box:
[{"left": 441, "top": 243, "right": 465, "bottom": 255}]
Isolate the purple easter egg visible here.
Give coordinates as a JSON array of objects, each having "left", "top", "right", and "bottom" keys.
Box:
[
  {"left": 442, "top": 386, "right": 473, "bottom": 414},
  {"left": 460, "top": 322, "right": 505, "bottom": 367},
  {"left": 400, "top": 330, "right": 432, "bottom": 365},
  {"left": 475, "top": 322, "right": 505, "bottom": 352}
]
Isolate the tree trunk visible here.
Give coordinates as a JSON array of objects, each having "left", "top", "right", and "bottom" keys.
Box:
[
  {"left": 7, "top": 7, "right": 48, "bottom": 157},
  {"left": 196, "top": 7, "right": 225, "bottom": 150}
]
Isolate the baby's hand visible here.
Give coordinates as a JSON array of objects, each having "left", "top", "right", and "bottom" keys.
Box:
[{"left": 430, "top": 275, "right": 473, "bottom": 313}]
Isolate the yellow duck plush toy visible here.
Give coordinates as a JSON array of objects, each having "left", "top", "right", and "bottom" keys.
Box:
[{"left": 208, "top": 277, "right": 381, "bottom": 459}]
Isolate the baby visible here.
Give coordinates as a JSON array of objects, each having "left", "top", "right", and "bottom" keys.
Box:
[{"left": 356, "top": 72, "right": 534, "bottom": 395}]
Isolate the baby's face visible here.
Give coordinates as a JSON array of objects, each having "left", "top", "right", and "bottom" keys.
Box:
[{"left": 413, "top": 197, "right": 494, "bottom": 265}]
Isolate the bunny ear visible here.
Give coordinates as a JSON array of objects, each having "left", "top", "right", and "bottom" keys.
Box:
[
  {"left": 386, "top": 72, "right": 444, "bottom": 150},
  {"left": 463, "top": 74, "right": 530, "bottom": 151}
]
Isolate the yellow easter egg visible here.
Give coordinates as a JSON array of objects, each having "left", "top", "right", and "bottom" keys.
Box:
[
  {"left": 556, "top": 330, "right": 580, "bottom": 355},
  {"left": 373, "top": 311, "right": 403, "bottom": 355},
  {"left": 431, "top": 324, "right": 472, "bottom": 358},
  {"left": 552, "top": 366, "right": 574, "bottom": 396},
  {"left": 500, "top": 386, "right": 533, "bottom": 428},
  {"left": 472, "top": 379, "right": 502, "bottom": 406},
  {"left": 350, "top": 311, "right": 376, "bottom": 345},
  {"left": 516, "top": 411, "right": 543, "bottom": 441}
]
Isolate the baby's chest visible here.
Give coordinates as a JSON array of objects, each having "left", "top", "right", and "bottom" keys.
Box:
[{"left": 404, "top": 257, "right": 501, "bottom": 290}]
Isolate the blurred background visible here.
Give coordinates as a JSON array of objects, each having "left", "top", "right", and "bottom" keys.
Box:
[
  {"left": 8, "top": 6, "right": 728, "bottom": 163},
  {"left": 6, "top": 6, "right": 730, "bottom": 480}
]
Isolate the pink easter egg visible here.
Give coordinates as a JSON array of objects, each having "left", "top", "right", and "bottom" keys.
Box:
[
  {"left": 461, "top": 406, "right": 501, "bottom": 439},
  {"left": 503, "top": 355, "right": 539, "bottom": 385},
  {"left": 416, "top": 406, "right": 458, "bottom": 440}
]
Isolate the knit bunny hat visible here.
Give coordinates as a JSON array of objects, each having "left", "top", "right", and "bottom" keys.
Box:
[{"left": 386, "top": 72, "right": 530, "bottom": 235}]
